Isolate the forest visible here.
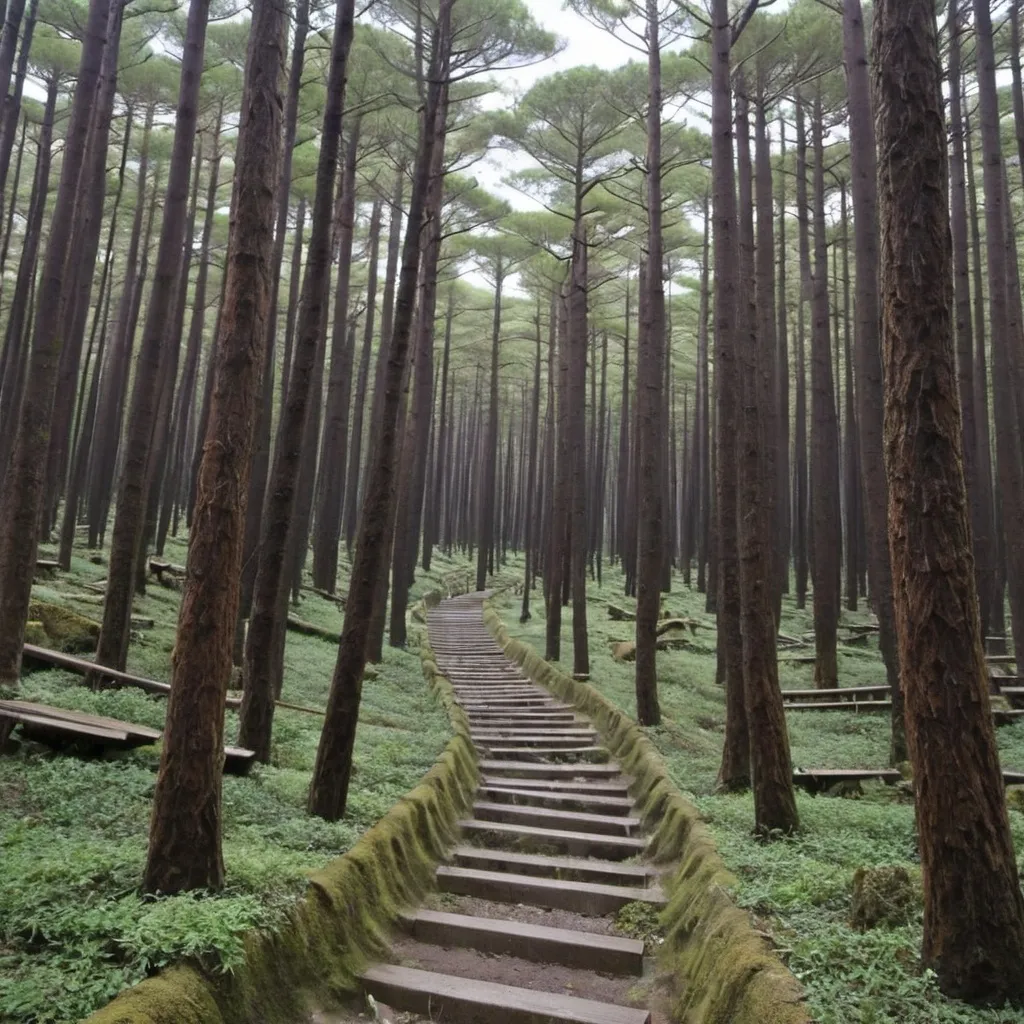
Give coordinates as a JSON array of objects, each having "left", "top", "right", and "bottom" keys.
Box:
[{"left": 1, "top": 0, "right": 1023, "bottom": 1022}]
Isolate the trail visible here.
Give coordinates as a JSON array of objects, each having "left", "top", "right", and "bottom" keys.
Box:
[{"left": 359, "top": 592, "right": 668, "bottom": 1024}]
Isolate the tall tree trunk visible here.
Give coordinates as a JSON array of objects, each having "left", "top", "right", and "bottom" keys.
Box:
[
  {"left": 307, "top": 0, "right": 453, "bottom": 821},
  {"left": 634, "top": 0, "right": 664, "bottom": 724},
  {"left": 713, "top": 0, "right": 748, "bottom": 788},
  {"left": 312, "top": 118, "right": 362, "bottom": 593},
  {"left": 424, "top": 285, "right": 454, "bottom": 572},
  {"left": 342, "top": 196, "right": 382, "bottom": 559},
  {"left": 91, "top": 0, "right": 210, "bottom": 678},
  {"left": 736, "top": 83, "right": 797, "bottom": 836},
  {"left": 809, "top": 87, "right": 841, "bottom": 690},
  {"left": 0, "top": 0, "right": 109, "bottom": 685},
  {"left": 144, "top": 0, "right": 284, "bottom": 893},
  {"left": 793, "top": 95, "right": 810, "bottom": 610},
  {"left": 973, "top": 0, "right": 1024, "bottom": 658},
  {"left": 238, "top": 0, "right": 356, "bottom": 761},
  {"left": 476, "top": 263, "right": 503, "bottom": 593},
  {"left": 239, "top": 0, "right": 310, "bottom": 626},
  {"left": 569, "top": 226, "right": 591, "bottom": 679},
  {"left": 842, "top": 0, "right": 903, "bottom": 757},
  {"left": 775, "top": 120, "right": 790, "bottom": 603},
  {"left": 873, "top": 0, "right": 1024, "bottom": 999}
]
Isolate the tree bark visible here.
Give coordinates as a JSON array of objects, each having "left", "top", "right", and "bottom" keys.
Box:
[
  {"left": 874, "top": 0, "right": 1024, "bottom": 1000},
  {"left": 842, "top": 0, "right": 903, "bottom": 756},
  {"left": 713, "top": 0, "right": 748, "bottom": 789},
  {"left": 307, "top": 0, "right": 453, "bottom": 822},
  {"left": 144, "top": 0, "right": 284, "bottom": 893},
  {"left": 809, "top": 87, "right": 841, "bottom": 690},
  {"left": 0, "top": 0, "right": 109, "bottom": 685},
  {"left": 973, "top": 0, "right": 1024, "bottom": 659},
  {"left": 91, "top": 0, "right": 210, "bottom": 679},
  {"left": 634, "top": 0, "right": 664, "bottom": 724},
  {"left": 238, "top": 0, "right": 356, "bottom": 761}
]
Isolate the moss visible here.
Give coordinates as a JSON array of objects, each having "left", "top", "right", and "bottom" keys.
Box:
[
  {"left": 850, "top": 865, "right": 916, "bottom": 931},
  {"left": 27, "top": 601, "right": 100, "bottom": 653},
  {"left": 482, "top": 599, "right": 811, "bottom": 1024},
  {"left": 85, "top": 638, "right": 477, "bottom": 1024},
  {"left": 24, "top": 620, "right": 48, "bottom": 646}
]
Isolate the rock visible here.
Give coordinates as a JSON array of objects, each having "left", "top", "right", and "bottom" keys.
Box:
[{"left": 850, "top": 865, "right": 916, "bottom": 930}]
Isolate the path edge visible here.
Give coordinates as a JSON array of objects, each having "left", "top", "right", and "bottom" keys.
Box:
[
  {"left": 481, "top": 597, "right": 811, "bottom": 1024},
  {"left": 85, "top": 595, "right": 477, "bottom": 1024}
]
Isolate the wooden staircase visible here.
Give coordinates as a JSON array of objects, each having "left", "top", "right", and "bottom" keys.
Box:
[{"left": 360, "top": 593, "right": 662, "bottom": 1024}]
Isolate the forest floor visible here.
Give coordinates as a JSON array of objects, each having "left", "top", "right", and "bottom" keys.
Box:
[
  {"left": 0, "top": 537, "right": 471, "bottom": 1024},
  {"left": 494, "top": 566, "right": 1024, "bottom": 1024}
]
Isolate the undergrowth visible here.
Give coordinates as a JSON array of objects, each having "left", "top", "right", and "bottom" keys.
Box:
[
  {"left": 496, "top": 562, "right": 1024, "bottom": 1024},
  {"left": 0, "top": 536, "right": 468, "bottom": 1024}
]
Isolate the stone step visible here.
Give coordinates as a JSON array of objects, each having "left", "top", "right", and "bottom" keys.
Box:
[
  {"left": 362, "top": 965, "right": 651, "bottom": 1024},
  {"left": 437, "top": 865, "right": 663, "bottom": 916},
  {"left": 403, "top": 908, "right": 644, "bottom": 975},
  {"left": 477, "top": 785, "right": 636, "bottom": 815},
  {"left": 449, "top": 845, "right": 658, "bottom": 887},
  {"left": 479, "top": 759, "right": 624, "bottom": 779},
  {"left": 457, "top": 818, "right": 646, "bottom": 860},
  {"left": 472, "top": 801, "right": 641, "bottom": 836}
]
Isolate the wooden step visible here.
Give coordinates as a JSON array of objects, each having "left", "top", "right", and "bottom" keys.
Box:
[
  {"left": 472, "top": 732, "right": 599, "bottom": 748},
  {"left": 473, "top": 801, "right": 640, "bottom": 836},
  {"left": 471, "top": 727, "right": 597, "bottom": 739},
  {"left": 437, "top": 865, "right": 662, "bottom": 916},
  {"left": 462, "top": 698, "right": 561, "bottom": 709},
  {"left": 781, "top": 685, "right": 891, "bottom": 701},
  {"left": 484, "top": 746, "right": 610, "bottom": 762},
  {"left": 468, "top": 714, "right": 581, "bottom": 726},
  {"left": 479, "top": 760, "right": 623, "bottom": 779},
  {"left": 481, "top": 775, "right": 631, "bottom": 795},
  {"left": 477, "top": 785, "right": 636, "bottom": 815},
  {"left": 362, "top": 964, "right": 651, "bottom": 1024},
  {"left": 458, "top": 819, "right": 646, "bottom": 860},
  {"left": 449, "top": 846, "right": 657, "bottom": 887},
  {"left": 404, "top": 908, "right": 644, "bottom": 975}
]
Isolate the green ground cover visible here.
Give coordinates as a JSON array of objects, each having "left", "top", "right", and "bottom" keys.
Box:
[
  {"left": 494, "top": 566, "right": 1024, "bottom": 1024},
  {"left": 0, "top": 538, "right": 468, "bottom": 1024}
]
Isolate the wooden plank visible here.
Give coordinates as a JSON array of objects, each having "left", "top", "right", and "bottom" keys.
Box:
[
  {"left": 0, "top": 700, "right": 160, "bottom": 742},
  {"left": 793, "top": 768, "right": 902, "bottom": 794},
  {"left": 784, "top": 701, "right": 892, "bottom": 711},
  {"left": 405, "top": 909, "right": 644, "bottom": 976},
  {"left": 472, "top": 800, "right": 641, "bottom": 837},
  {"left": 449, "top": 846, "right": 656, "bottom": 887},
  {"left": 478, "top": 759, "right": 623, "bottom": 778},
  {"left": 457, "top": 819, "right": 646, "bottom": 860},
  {"left": 437, "top": 865, "right": 661, "bottom": 916},
  {"left": 480, "top": 775, "right": 630, "bottom": 795},
  {"left": 781, "top": 685, "right": 890, "bottom": 700},
  {"left": 476, "top": 786, "right": 636, "bottom": 815},
  {"left": 1, "top": 709, "right": 129, "bottom": 743}
]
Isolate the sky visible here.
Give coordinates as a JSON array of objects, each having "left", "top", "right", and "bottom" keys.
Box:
[{"left": 474, "top": 2, "right": 639, "bottom": 212}]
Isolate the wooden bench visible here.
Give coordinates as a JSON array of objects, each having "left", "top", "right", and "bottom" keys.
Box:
[
  {"left": 784, "top": 700, "right": 892, "bottom": 712},
  {"left": 148, "top": 559, "right": 186, "bottom": 584},
  {"left": 0, "top": 698, "right": 256, "bottom": 773},
  {"left": 34, "top": 559, "right": 60, "bottom": 576},
  {"left": 793, "top": 768, "right": 902, "bottom": 794},
  {"left": 782, "top": 685, "right": 891, "bottom": 702}
]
